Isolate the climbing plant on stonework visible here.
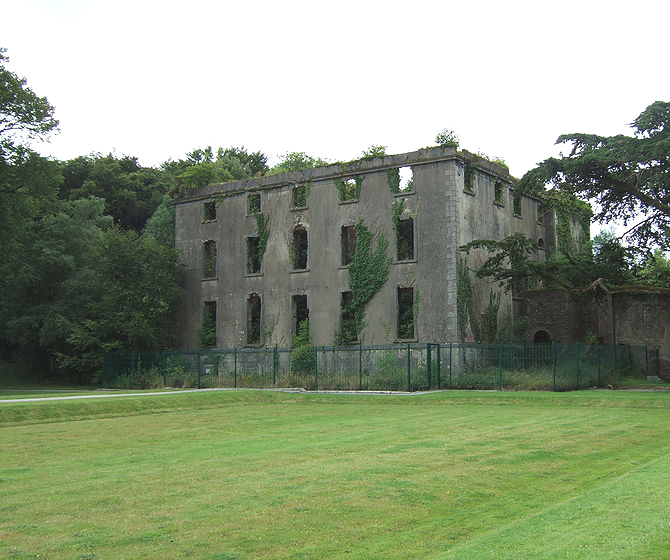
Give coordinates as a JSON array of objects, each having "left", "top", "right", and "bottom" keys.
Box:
[
  {"left": 255, "top": 212, "right": 270, "bottom": 264},
  {"left": 336, "top": 220, "right": 390, "bottom": 344}
]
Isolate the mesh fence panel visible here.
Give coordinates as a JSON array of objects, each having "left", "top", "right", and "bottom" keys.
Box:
[{"left": 102, "top": 342, "right": 655, "bottom": 392}]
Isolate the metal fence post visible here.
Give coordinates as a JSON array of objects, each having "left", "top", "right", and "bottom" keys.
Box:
[
  {"left": 314, "top": 347, "right": 319, "bottom": 390},
  {"left": 575, "top": 343, "right": 580, "bottom": 390},
  {"left": 436, "top": 345, "right": 441, "bottom": 389},
  {"left": 645, "top": 346, "right": 649, "bottom": 377},
  {"left": 449, "top": 342, "right": 453, "bottom": 388},
  {"left": 552, "top": 341, "right": 556, "bottom": 391},
  {"left": 597, "top": 346, "right": 601, "bottom": 386},
  {"left": 273, "top": 346, "right": 278, "bottom": 387},
  {"left": 406, "top": 343, "right": 411, "bottom": 392},
  {"left": 498, "top": 342, "right": 503, "bottom": 391},
  {"left": 427, "top": 343, "right": 432, "bottom": 390},
  {"left": 233, "top": 348, "right": 238, "bottom": 388},
  {"left": 196, "top": 351, "right": 201, "bottom": 389},
  {"left": 358, "top": 343, "right": 363, "bottom": 391}
]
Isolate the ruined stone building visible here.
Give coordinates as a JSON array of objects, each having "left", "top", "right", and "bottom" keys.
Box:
[{"left": 174, "top": 146, "right": 552, "bottom": 349}]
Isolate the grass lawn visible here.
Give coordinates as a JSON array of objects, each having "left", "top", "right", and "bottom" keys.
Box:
[{"left": 2, "top": 390, "right": 670, "bottom": 559}]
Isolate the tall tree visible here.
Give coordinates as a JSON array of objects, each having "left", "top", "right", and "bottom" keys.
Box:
[
  {"left": 61, "top": 154, "right": 170, "bottom": 230},
  {"left": 0, "top": 48, "right": 58, "bottom": 164},
  {"left": 518, "top": 101, "right": 670, "bottom": 251}
]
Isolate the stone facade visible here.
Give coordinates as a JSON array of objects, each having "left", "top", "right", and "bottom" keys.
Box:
[{"left": 174, "top": 147, "right": 549, "bottom": 349}]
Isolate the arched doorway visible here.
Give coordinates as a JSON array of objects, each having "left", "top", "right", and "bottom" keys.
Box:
[{"left": 533, "top": 330, "right": 551, "bottom": 343}]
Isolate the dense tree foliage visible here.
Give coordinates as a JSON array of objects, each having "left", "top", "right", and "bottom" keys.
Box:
[
  {"left": 518, "top": 101, "right": 670, "bottom": 251},
  {"left": 460, "top": 228, "right": 662, "bottom": 294},
  {"left": 61, "top": 154, "right": 170, "bottom": 230}
]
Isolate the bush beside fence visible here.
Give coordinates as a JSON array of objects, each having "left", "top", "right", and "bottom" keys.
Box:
[{"left": 102, "top": 342, "right": 659, "bottom": 392}]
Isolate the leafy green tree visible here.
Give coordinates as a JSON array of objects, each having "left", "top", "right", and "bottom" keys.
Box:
[
  {"left": 518, "top": 101, "right": 670, "bottom": 251},
  {"left": 165, "top": 145, "right": 269, "bottom": 194},
  {"left": 143, "top": 193, "right": 175, "bottom": 247},
  {"left": 61, "top": 154, "right": 170, "bottom": 230},
  {"left": 0, "top": 48, "right": 58, "bottom": 163},
  {"left": 269, "top": 152, "right": 329, "bottom": 174},
  {"left": 637, "top": 251, "right": 670, "bottom": 288}
]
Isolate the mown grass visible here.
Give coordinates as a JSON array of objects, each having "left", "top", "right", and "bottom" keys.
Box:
[{"left": 2, "top": 390, "right": 670, "bottom": 559}]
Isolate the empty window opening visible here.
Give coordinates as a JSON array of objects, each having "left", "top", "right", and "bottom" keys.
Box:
[
  {"left": 340, "top": 291, "right": 357, "bottom": 343},
  {"left": 292, "top": 294, "right": 309, "bottom": 336},
  {"left": 204, "top": 201, "right": 216, "bottom": 221},
  {"left": 464, "top": 165, "right": 474, "bottom": 192},
  {"left": 248, "top": 193, "right": 261, "bottom": 215},
  {"left": 247, "top": 236, "right": 261, "bottom": 274},
  {"left": 533, "top": 330, "right": 551, "bottom": 343},
  {"left": 293, "top": 184, "right": 309, "bottom": 208},
  {"left": 537, "top": 204, "right": 545, "bottom": 224},
  {"left": 247, "top": 293, "right": 261, "bottom": 345},
  {"left": 538, "top": 238, "right": 545, "bottom": 250},
  {"left": 291, "top": 226, "right": 308, "bottom": 270},
  {"left": 336, "top": 177, "right": 361, "bottom": 201},
  {"left": 397, "top": 287, "right": 415, "bottom": 340},
  {"left": 396, "top": 218, "right": 414, "bottom": 261},
  {"left": 203, "top": 240, "right": 217, "bottom": 278},
  {"left": 513, "top": 193, "right": 521, "bottom": 216},
  {"left": 494, "top": 181, "right": 504, "bottom": 205},
  {"left": 201, "top": 301, "right": 217, "bottom": 348},
  {"left": 341, "top": 225, "right": 357, "bottom": 266},
  {"left": 398, "top": 166, "right": 414, "bottom": 192}
]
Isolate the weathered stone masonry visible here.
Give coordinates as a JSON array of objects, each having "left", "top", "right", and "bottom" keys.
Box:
[{"left": 174, "top": 147, "right": 550, "bottom": 349}]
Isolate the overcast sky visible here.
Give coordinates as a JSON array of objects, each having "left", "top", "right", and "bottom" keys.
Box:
[{"left": 3, "top": 0, "right": 669, "bottom": 182}]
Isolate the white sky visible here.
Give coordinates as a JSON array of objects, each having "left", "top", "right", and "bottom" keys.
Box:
[{"left": 2, "top": 0, "right": 669, "bottom": 184}]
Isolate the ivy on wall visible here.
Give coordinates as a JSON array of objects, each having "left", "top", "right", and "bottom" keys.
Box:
[
  {"left": 551, "top": 193, "right": 592, "bottom": 254},
  {"left": 387, "top": 168, "right": 401, "bottom": 193},
  {"left": 336, "top": 220, "right": 390, "bottom": 344},
  {"left": 255, "top": 212, "right": 270, "bottom": 265},
  {"left": 456, "top": 257, "right": 501, "bottom": 343}
]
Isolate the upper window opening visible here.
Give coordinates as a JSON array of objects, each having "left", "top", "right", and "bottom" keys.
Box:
[
  {"left": 396, "top": 218, "right": 414, "bottom": 261},
  {"left": 291, "top": 226, "right": 308, "bottom": 270},
  {"left": 336, "top": 177, "right": 362, "bottom": 202},
  {"left": 494, "top": 181, "right": 504, "bottom": 205},
  {"left": 248, "top": 193, "right": 261, "bottom": 215},
  {"left": 341, "top": 225, "right": 357, "bottom": 266},
  {"left": 387, "top": 167, "right": 414, "bottom": 193},
  {"left": 204, "top": 201, "right": 216, "bottom": 221},
  {"left": 293, "top": 184, "right": 309, "bottom": 208},
  {"left": 464, "top": 165, "right": 474, "bottom": 193},
  {"left": 537, "top": 204, "right": 545, "bottom": 224},
  {"left": 203, "top": 240, "right": 217, "bottom": 278},
  {"left": 513, "top": 193, "right": 521, "bottom": 216},
  {"left": 247, "top": 236, "right": 261, "bottom": 274}
]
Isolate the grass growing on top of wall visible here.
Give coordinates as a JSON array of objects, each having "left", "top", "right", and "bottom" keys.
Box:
[{"left": 3, "top": 390, "right": 670, "bottom": 559}]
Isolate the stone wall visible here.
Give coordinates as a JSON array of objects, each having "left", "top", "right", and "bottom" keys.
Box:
[{"left": 612, "top": 292, "right": 670, "bottom": 377}]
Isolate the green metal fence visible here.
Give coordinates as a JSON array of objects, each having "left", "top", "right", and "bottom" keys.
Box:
[{"left": 101, "top": 342, "right": 658, "bottom": 392}]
